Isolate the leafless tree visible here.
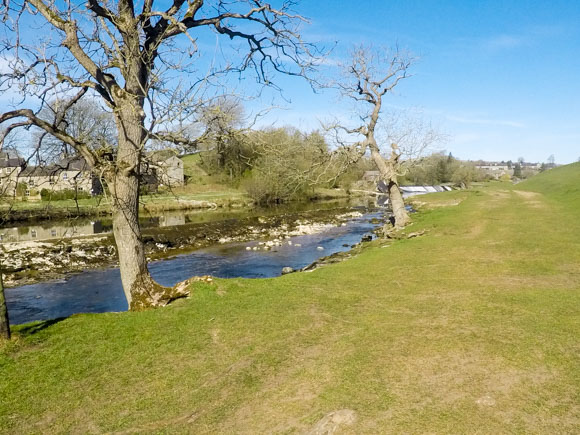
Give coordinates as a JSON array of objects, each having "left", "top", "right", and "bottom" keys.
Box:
[
  {"left": 0, "top": 0, "right": 321, "bottom": 309},
  {"left": 330, "top": 45, "right": 435, "bottom": 229},
  {"left": 31, "top": 99, "right": 116, "bottom": 163}
]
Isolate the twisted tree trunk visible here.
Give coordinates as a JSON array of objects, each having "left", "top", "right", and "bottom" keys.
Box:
[{"left": 369, "top": 142, "right": 410, "bottom": 230}]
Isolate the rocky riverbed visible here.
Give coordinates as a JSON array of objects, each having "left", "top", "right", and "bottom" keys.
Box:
[{"left": 1, "top": 207, "right": 381, "bottom": 287}]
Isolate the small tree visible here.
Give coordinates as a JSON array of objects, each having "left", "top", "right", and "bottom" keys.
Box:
[
  {"left": 241, "top": 127, "right": 333, "bottom": 203},
  {"left": 331, "top": 46, "right": 441, "bottom": 229}
]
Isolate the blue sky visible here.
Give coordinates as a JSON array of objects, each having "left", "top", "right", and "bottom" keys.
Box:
[
  {"left": 254, "top": 0, "right": 580, "bottom": 164},
  {"left": 2, "top": 0, "right": 578, "bottom": 164}
]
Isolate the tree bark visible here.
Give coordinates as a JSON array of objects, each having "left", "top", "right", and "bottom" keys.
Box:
[
  {"left": 107, "top": 101, "right": 188, "bottom": 310},
  {"left": 387, "top": 179, "right": 410, "bottom": 228},
  {"left": 0, "top": 264, "right": 11, "bottom": 340},
  {"left": 368, "top": 142, "right": 410, "bottom": 229}
]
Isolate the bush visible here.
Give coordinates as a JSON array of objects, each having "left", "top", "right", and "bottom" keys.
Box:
[
  {"left": 241, "top": 170, "right": 304, "bottom": 204},
  {"left": 40, "top": 188, "right": 91, "bottom": 201}
]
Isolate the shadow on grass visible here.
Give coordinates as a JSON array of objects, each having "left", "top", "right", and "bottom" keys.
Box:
[{"left": 17, "top": 317, "right": 68, "bottom": 336}]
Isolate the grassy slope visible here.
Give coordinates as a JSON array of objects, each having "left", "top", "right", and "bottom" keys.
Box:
[{"left": 1, "top": 166, "right": 579, "bottom": 433}]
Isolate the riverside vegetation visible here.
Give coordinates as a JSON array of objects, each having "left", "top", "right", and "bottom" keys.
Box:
[
  {"left": 0, "top": 138, "right": 489, "bottom": 225},
  {"left": 0, "top": 163, "right": 578, "bottom": 433}
]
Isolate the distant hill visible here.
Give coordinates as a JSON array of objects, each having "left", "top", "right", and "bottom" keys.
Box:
[{"left": 518, "top": 162, "right": 580, "bottom": 208}]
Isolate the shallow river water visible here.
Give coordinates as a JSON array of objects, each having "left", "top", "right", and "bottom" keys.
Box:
[{"left": 6, "top": 209, "right": 383, "bottom": 324}]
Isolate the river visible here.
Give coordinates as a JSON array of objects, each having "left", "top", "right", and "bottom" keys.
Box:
[{"left": 4, "top": 202, "right": 384, "bottom": 324}]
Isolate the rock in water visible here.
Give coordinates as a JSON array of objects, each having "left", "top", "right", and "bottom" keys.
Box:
[{"left": 281, "top": 267, "right": 294, "bottom": 275}]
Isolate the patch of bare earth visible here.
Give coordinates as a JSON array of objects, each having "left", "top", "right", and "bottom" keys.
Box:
[
  {"left": 198, "top": 307, "right": 360, "bottom": 434},
  {"left": 307, "top": 409, "right": 357, "bottom": 434},
  {"left": 513, "top": 190, "right": 546, "bottom": 208},
  {"left": 465, "top": 221, "right": 486, "bottom": 239},
  {"left": 411, "top": 198, "right": 464, "bottom": 210},
  {"left": 386, "top": 351, "right": 558, "bottom": 427}
]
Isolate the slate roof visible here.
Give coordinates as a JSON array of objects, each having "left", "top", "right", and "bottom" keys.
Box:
[
  {"left": 0, "top": 151, "right": 25, "bottom": 168},
  {"left": 56, "top": 155, "right": 90, "bottom": 171},
  {"left": 147, "top": 149, "right": 180, "bottom": 163},
  {"left": 20, "top": 166, "right": 60, "bottom": 177},
  {"left": 20, "top": 156, "right": 91, "bottom": 177}
]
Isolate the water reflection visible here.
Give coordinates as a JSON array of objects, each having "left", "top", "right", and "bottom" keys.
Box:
[
  {"left": 0, "top": 198, "right": 373, "bottom": 244},
  {"left": 0, "top": 221, "right": 106, "bottom": 243}
]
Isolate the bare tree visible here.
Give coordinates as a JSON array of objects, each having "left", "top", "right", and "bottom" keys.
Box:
[
  {"left": 32, "top": 99, "right": 116, "bottom": 162},
  {"left": 331, "top": 45, "right": 416, "bottom": 229},
  {"left": 0, "top": 0, "right": 320, "bottom": 309}
]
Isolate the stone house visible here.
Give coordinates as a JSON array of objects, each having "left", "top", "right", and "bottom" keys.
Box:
[
  {"left": 145, "top": 150, "right": 185, "bottom": 187},
  {"left": 362, "top": 171, "right": 381, "bottom": 183},
  {"left": 18, "top": 156, "right": 102, "bottom": 199},
  {"left": 0, "top": 151, "right": 26, "bottom": 197},
  {"left": 474, "top": 162, "right": 513, "bottom": 179}
]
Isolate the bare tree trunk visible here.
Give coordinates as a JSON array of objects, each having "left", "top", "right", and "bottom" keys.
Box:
[
  {"left": 387, "top": 180, "right": 410, "bottom": 228},
  {"left": 369, "top": 142, "right": 410, "bottom": 230},
  {"left": 0, "top": 264, "right": 10, "bottom": 340},
  {"left": 108, "top": 103, "right": 188, "bottom": 310}
]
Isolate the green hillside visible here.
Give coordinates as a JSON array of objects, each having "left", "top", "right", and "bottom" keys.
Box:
[{"left": 518, "top": 162, "right": 580, "bottom": 208}]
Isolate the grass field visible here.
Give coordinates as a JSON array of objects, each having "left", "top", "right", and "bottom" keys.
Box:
[{"left": 0, "top": 164, "right": 578, "bottom": 433}]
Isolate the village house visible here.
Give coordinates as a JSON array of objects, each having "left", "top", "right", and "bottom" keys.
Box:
[
  {"left": 474, "top": 161, "right": 513, "bottom": 179},
  {"left": 2, "top": 149, "right": 184, "bottom": 199},
  {"left": 17, "top": 156, "right": 102, "bottom": 199},
  {"left": 362, "top": 171, "right": 381, "bottom": 183},
  {"left": 142, "top": 150, "right": 185, "bottom": 189},
  {"left": 0, "top": 151, "right": 26, "bottom": 197},
  {"left": 148, "top": 150, "right": 185, "bottom": 187}
]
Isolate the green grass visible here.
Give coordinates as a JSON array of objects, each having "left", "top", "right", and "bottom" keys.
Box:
[
  {"left": 517, "top": 162, "right": 580, "bottom": 210},
  {"left": 0, "top": 196, "right": 107, "bottom": 211},
  {"left": 1, "top": 165, "right": 579, "bottom": 433}
]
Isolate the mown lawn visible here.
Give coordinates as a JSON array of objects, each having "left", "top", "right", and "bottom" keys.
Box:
[{"left": 1, "top": 164, "right": 579, "bottom": 433}]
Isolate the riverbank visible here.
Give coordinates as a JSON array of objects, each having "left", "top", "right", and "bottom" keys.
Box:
[
  {"left": 1, "top": 163, "right": 578, "bottom": 433},
  {"left": 0, "top": 187, "right": 353, "bottom": 224},
  {"left": 0, "top": 190, "right": 249, "bottom": 224},
  {"left": 0, "top": 203, "right": 379, "bottom": 287}
]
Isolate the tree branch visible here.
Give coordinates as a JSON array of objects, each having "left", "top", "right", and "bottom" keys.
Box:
[{"left": 0, "top": 109, "right": 98, "bottom": 167}]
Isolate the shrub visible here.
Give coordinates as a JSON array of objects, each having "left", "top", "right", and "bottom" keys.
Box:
[{"left": 40, "top": 188, "right": 91, "bottom": 201}]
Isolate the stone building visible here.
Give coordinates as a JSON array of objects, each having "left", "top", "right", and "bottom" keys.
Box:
[
  {"left": 0, "top": 151, "right": 26, "bottom": 197},
  {"left": 474, "top": 162, "right": 513, "bottom": 179},
  {"left": 147, "top": 150, "right": 185, "bottom": 187},
  {"left": 16, "top": 156, "right": 102, "bottom": 199}
]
